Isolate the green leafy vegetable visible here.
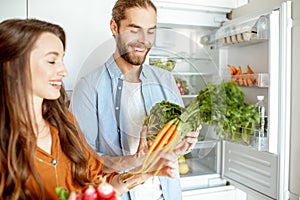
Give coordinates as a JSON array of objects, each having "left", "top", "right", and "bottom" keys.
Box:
[
  {"left": 144, "top": 81, "right": 260, "bottom": 144},
  {"left": 144, "top": 100, "right": 183, "bottom": 141}
]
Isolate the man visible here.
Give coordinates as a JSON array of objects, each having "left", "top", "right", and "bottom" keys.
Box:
[{"left": 70, "top": 0, "right": 199, "bottom": 199}]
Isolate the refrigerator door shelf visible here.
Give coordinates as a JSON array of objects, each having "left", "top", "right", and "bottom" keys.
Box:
[{"left": 224, "top": 73, "right": 269, "bottom": 88}]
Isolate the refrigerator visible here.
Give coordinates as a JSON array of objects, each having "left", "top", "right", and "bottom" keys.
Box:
[{"left": 149, "top": 1, "right": 292, "bottom": 199}]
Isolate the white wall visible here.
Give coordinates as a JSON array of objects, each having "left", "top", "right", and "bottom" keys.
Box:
[
  {"left": 28, "top": 0, "right": 115, "bottom": 91},
  {"left": 0, "top": 0, "right": 27, "bottom": 20},
  {"left": 0, "top": 0, "right": 115, "bottom": 91}
]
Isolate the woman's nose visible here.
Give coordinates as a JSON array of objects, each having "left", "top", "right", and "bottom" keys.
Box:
[{"left": 57, "top": 63, "right": 68, "bottom": 77}]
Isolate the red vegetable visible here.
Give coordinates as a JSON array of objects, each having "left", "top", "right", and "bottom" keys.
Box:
[
  {"left": 75, "top": 193, "right": 84, "bottom": 200},
  {"left": 83, "top": 185, "right": 98, "bottom": 200},
  {"left": 96, "top": 182, "right": 114, "bottom": 199}
]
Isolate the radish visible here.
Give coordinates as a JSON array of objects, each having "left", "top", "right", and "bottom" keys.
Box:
[
  {"left": 75, "top": 193, "right": 84, "bottom": 200},
  {"left": 82, "top": 185, "right": 98, "bottom": 200},
  {"left": 96, "top": 182, "right": 115, "bottom": 199}
]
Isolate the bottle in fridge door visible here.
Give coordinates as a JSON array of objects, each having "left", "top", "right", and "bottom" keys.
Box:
[{"left": 253, "top": 95, "right": 269, "bottom": 151}]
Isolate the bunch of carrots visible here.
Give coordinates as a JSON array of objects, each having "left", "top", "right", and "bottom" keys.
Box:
[
  {"left": 141, "top": 118, "right": 183, "bottom": 175},
  {"left": 141, "top": 99, "right": 200, "bottom": 175}
]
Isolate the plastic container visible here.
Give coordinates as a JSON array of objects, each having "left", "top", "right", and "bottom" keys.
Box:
[{"left": 230, "top": 73, "right": 269, "bottom": 87}]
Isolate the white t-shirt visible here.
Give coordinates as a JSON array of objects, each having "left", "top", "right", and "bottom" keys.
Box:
[{"left": 120, "top": 81, "right": 163, "bottom": 200}]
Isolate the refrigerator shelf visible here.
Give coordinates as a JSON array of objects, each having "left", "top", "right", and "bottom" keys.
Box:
[
  {"left": 218, "top": 37, "right": 268, "bottom": 48},
  {"left": 172, "top": 72, "right": 209, "bottom": 76},
  {"left": 181, "top": 94, "right": 197, "bottom": 98}
]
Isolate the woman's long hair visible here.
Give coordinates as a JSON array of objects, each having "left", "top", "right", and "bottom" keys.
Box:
[{"left": 0, "top": 18, "right": 91, "bottom": 199}]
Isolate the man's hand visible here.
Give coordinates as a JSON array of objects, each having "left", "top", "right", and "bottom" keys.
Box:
[
  {"left": 145, "top": 151, "right": 178, "bottom": 178},
  {"left": 174, "top": 125, "right": 202, "bottom": 155},
  {"left": 154, "top": 151, "right": 178, "bottom": 178},
  {"left": 135, "top": 126, "right": 149, "bottom": 157}
]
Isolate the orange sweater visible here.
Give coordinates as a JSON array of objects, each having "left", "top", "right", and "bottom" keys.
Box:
[{"left": 26, "top": 113, "right": 114, "bottom": 199}]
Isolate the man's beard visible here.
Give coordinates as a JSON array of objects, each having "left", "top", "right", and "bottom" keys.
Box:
[{"left": 117, "top": 40, "right": 151, "bottom": 66}]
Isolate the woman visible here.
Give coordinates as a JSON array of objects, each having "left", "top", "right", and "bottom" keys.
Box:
[{"left": 0, "top": 18, "right": 177, "bottom": 200}]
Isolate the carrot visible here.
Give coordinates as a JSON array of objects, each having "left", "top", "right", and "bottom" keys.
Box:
[
  {"left": 228, "top": 64, "right": 237, "bottom": 75},
  {"left": 143, "top": 123, "right": 182, "bottom": 175},
  {"left": 247, "top": 65, "right": 254, "bottom": 74},
  {"left": 242, "top": 75, "right": 248, "bottom": 86},
  {"left": 238, "top": 77, "right": 244, "bottom": 86},
  {"left": 246, "top": 77, "right": 253, "bottom": 86},
  {"left": 167, "top": 121, "right": 182, "bottom": 144},
  {"left": 236, "top": 66, "right": 242, "bottom": 75},
  {"left": 152, "top": 134, "right": 181, "bottom": 177},
  {"left": 152, "top": 124, "right": 182, "bottom": 176},
  {"left": 142, "top": 119, "right": 177, "bottom": 172},
  {"left": 147, "top": 119, "right": 177, "bottom": 154},
  {"left": 152, "top": 122, "right": 177, "bottom": 152}
]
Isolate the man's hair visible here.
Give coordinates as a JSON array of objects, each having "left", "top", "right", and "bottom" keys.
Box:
[{"left": 112, "top": 0, "right": 157, "bottom": 27}]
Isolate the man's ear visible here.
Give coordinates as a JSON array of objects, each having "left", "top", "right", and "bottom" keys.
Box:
[{"left": 110, "top": 19, "right": 118, "bottom": 36}]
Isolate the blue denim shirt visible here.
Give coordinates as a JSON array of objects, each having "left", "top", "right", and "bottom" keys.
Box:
[{"left": 70, "top": 55, "right": 184, "bottom": 200}]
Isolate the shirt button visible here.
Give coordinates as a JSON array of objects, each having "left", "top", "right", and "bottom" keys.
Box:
[
  {"left": 118, "top": 86, "right": 122, "bottom": 90},
  {"left": 115, "top": 107, "right": 119, "bottom": 110},
  {"left": 51, "top": 159, "right": 57, "bottom": 166}
]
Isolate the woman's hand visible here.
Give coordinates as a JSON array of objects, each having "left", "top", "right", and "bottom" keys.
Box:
[{"left": 109, "top": 149, "right": 179, "bottom": 195}]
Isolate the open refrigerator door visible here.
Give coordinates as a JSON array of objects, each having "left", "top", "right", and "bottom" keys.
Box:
[
  {"left": 213, "top": 1, "right": 291, "bottom": 199},
  {"left": 150, "top": 1, "right": 291, "bottom": 199}
]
